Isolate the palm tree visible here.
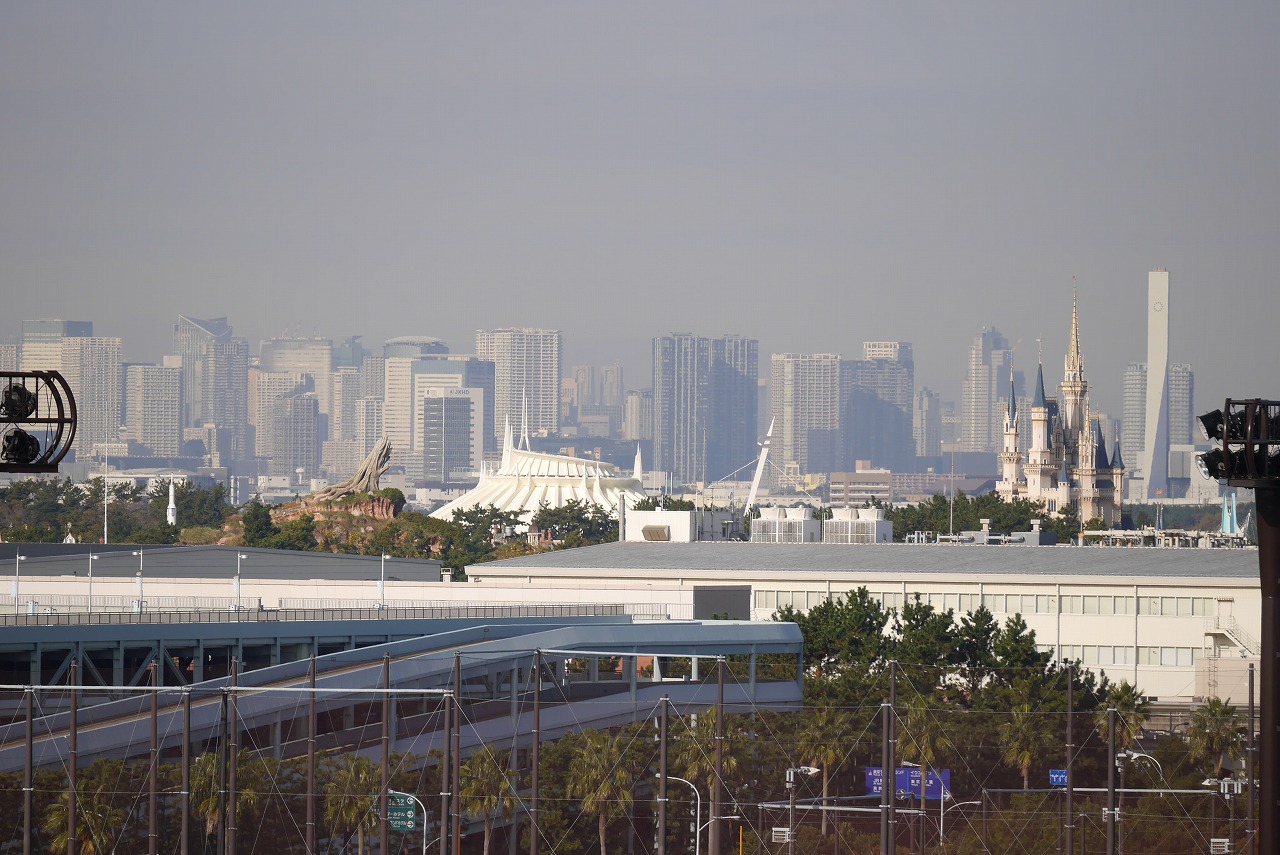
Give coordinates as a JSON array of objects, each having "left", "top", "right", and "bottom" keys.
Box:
[
  {"left": 566, "top": 729, "right": 637, "bottom": 855},
  {"left": 460, "top": 746, "right": 520, "bottom": 855},
  {"left": 796, "top": 706, "right": 854, "bottom": 834},
  {"left": 1094, "top": 680, "right": 1149, "bottom": 751},
  {"left": 1188, "top": 697, "right": 1243, "bottom": 779},
  {"left": 673, "top": 709, "right": 743, "bottom": 798},
  {"left": 1000, "top": 703, "right": 1057, "bottom": 790},
  {"left": 41, "top": 761, "right": 134, "bottom": 855},
  {"left": 190, "top": 750, "right": 266, "bottom": 845},
  {"left": 323, "top": 754, "right": 380, "bottom": 855}
]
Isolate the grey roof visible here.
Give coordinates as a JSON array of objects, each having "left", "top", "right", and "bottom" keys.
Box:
[
  {"left": 473, "top": 540, "right": 1260, "bottom": 580},
  {"left": 0, "top": 544, "right": 441, "bottom": 582},
  {"left": 1032, "top": 363, "right": 1048, "bottom": 408},
  {"left": 1094, "top": 422, "right": 1110, "bottom": 470}
]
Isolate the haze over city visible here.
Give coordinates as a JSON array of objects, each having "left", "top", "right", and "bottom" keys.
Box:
[{"left": 3, "top": 3, "right": 1279, "bottom": 414}]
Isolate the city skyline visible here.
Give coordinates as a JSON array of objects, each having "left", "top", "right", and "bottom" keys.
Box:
[{"left": 3, "top": 5, "right": 1278, "bottom": 416}]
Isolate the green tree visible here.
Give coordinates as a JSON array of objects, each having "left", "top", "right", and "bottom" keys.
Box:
[
  {"left": 460, "top": 747, "right": 519, "bottom": 855},
  {"left": 41, "top": 759, "right": 139, "bottom": 854},
  {"left": 1187, "top": 697, "right": 1243, "bottom": 778},
  {"left": 190, "top": 750, "right": 268, "bottom": 847},
  {"left": 531, "top": 499, "right": 618, "bottom": 547},
  {"left": 1096, "top": 680, "right": 1149, "bottom": 751},
  {"left": 566, "top": 729, "right": 638, "bottom": 855},
  {"left": 241, "top": 497, "right": 277, "bottom": 547},
  {"left": 323, "top": 754, "right": 380, "bottom": 855},
  {"left": 796, "top": 706, "right": 854, "bottom": 834},
  {"left": 1000, "top": 703, "right": 1057, "bottom": 789}
]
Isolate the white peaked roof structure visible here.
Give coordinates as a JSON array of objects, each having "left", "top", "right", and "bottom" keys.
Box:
[{"left": 429, "top": 418, "right": 647, "bottom": 522}]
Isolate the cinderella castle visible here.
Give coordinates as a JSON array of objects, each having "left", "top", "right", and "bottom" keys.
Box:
[{"left": 995, "top": 294, "right": 1125, "bottom": 526}]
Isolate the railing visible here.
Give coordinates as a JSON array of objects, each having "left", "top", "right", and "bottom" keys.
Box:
[
  {"left": 1204, "top": 615, "right": 1261, "bottom": 656},
  {"left": 0, "top": 601, "right": 633, "bottom": 628}
]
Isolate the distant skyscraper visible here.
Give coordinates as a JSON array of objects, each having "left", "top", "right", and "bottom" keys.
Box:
[
  {"left": 599, "top": 364, "right": 624, "bottom": 408},
  {"left": 124, "top": 362, "right": 183, "bottom": 456},
  {"left": 259, "top": 337, "right": 334, "bottom": 417},
  {"left": 961, "top": 328, "right": 1014, "bottom": 453},
  {"left": 383, "top": 336, "right": 449, "bottom": 359},
  {"left": 1122, "top": 357, "right": 1192, "bottom": 493},
  {"left": 653, "top": 333, "right": 759, "bottom": 484},
  {"left": 420, "top": 387, "right": 483, "bottom": 482},
  {"left": 248, "top": 369, "right": 310, "bottom": 460},
  {"left": 1168, "top": 363, "right": 1193, "bottom": 447},
  {"left": 770, "top": 353, "right": 841, "bottom": 477},
  {"left": 173, "top": 316, "right": 248, "bottom": 460},
  {"left": 20, "top": 319, "right": 92, "bottom": 371},
  {"left": 0, "top": 337, "right": 16, "bottom": 372},
  {"left": 329, "top": 367, "right": 360, "bottom": 442},
  {"left": 1121, "top": 362, "right": 1147, "bottom": 480},
  {"left": 623, "top": 388, "right": 654, "bottom": 441},
  {"left": 1139, "top": 270, "right": 1171, "bottom": 499},
  {"left": 708, "top": 335, "right": 758, "bottom": 480},
  {"left": 475, "top": 328, "right": 561, "bottom": 441},
  {"left": 269, "top": 392, "right": 320, "bottom": 481},
  {"left": 914, "top": 387, "right": 942, "bottom": 458},
  {"left": 60, "top": 337, "right": 122, "bottom": 459}
]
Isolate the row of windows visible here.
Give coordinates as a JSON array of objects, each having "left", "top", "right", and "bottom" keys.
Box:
[
  {"left": 753, "top": 589, "right": 1220, "bottom": 618},
  {"left": 1055, "top": 645, "right": 1197, "bottom": 667}
]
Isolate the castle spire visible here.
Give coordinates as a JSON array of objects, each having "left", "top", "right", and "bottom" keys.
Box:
[
  {"left": 1032, "top": 360, "right": 1048, "bottom": 408},
  {"left": 1065, "top": 283, "right": 1082, "bottom": 376},
  {"left": 1007, "top": 358, "right": 1017, "bottom": 423}
]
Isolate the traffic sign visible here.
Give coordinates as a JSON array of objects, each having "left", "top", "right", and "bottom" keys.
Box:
[
  {"left": 388, "top": 791, "right": 419, "bottom": 832},
  {"left": 1049, "top": 769, "right": 1067, "bottom": 787}
]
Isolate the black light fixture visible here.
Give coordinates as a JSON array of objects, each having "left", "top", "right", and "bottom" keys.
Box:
[
  {"left": 0, "top": 384, "right": 37, "bottom": 420},
  {"left": 1197, "top": 409, "right": 1225, "bottom": 442},
  {"left": 1, "top": 429, "right": 39, "bottom": 465},
  {"left": 1196, "top": 447, "right": 1225, "bottom": 481}
]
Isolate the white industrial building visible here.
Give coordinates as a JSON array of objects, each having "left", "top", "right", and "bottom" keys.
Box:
[{"left": 466, "top": 539, "right": 1261, "bottom": 706}]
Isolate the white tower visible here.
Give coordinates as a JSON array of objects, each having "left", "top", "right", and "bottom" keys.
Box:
[
  {"left": 166, "top": 480, "right": 177, "bottom": 527},
  {"left": 1139, "top": 270, "right": 1171, "bottom": 499}
]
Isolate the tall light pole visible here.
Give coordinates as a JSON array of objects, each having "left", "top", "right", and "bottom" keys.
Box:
[
  {"left": 132, "top": 549, "right": 144, "bottom": 612},
  {"left": 102, "top": 453, "right": 108, "bottom": 544},
  {"left": 666, "top": 775, "right": 702, "bottom": 855},
  {"left": 234, "top": 553, "right": 247, "bottom": 616},
  {"left": 12, "top": 554, "right": 24, "bottom": 614},
  {"left": 786, "top": 766, "right": 819, "bottom": 855},
  {"left": 380, "top": 554, "right": 389, "bottom": 609},
  {"left": 87, "top": 553, "right": 98, "bottom": 614}
]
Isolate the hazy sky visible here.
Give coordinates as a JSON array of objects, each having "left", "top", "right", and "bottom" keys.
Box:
[{"left": 3, "top": 3, "right": 1278, "bottom": 416}]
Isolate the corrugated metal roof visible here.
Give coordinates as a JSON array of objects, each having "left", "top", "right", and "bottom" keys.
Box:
[{"left": 476, "top": 541, "right": 1260, "bottom": 580}]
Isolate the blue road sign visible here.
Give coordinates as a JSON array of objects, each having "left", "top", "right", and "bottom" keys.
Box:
[
  {"left": 1049, "top": 769, "right": 1068, "bottom": 787},
  {"left": 864, "top": 768, "right": 951, "bottom": 800}
]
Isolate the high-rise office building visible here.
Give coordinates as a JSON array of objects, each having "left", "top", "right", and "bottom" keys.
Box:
[
  {"left": 1122, "top": 358, "right": 1192, "bottom": 491},
  {"left": 329, "top": 367, "right": 360, "bottom": 443},
  {"left": 600, "top": 364, "right": 624, "bottom": 408},
  {"left": 961, "top": 328, "right": 1014, "bottom": 453},
  {"left": 653, "top": 333, "right": 758, "bottom": 484},
  {"left": 475, "top": 328, "right": 561, "bottom": 441},
  {"left": 1139, "top": 270, "right": 1171, "bottom": 499},
  {"left": 259, "top": 337, "right": 334, "bottom": 416},
  {"left": 248, "top": 370, "right": 310, "bottom": 460},
  {"left": 20, "top": 320, "right": 93, "bottom": 371},
  {"left": 383, "top": 336, "right": 448, "bottom": 359},
  {"left": 1168, "top": 363, "right": 1193, "bottom": 447},
  {"left": 856, "top": 342, "right": 916, "bottom": 414},
  {"left": 1121, "top": 362, "right": 1148, "bottom": 480},
  {"left": 355, "top": 397, "right": 384, "bottom": 456},
  {"left": 709, "top": 335, "right": 759, "bottom": 481},
  {"left": 124, "top": 362, "right": 183, "bottom": 456},
  {"left": 771, "top": 353, "right": 841, "bottom": 477},
  {"left": 60, "top": 337, "right": 122, "bottom": 459},
  {"left": 269, "top": 392, "right": 320, "bottom": 481},
  {"left": 914, "top": 387, "right": 942, "bottom": 458},
  {"left": 420, "top": 387, "right": 483, "bottom": 482},
  {"left": 0, "top": 337, "right": 17, "bottom": 371},
  {"left": 623, "top": 389, "right": 654, "bottom": 441},
  {"left": 173, "top": 316, "right": 248, "bottom": 460}
]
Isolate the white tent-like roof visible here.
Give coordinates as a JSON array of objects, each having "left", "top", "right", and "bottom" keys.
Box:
[{"left": 429, "top": 419, "right": 647, "bottom": 523}]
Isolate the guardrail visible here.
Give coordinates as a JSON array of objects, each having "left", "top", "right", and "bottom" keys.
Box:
[{"left": 0, "top": 602, "right": 633, "bottom": 628}]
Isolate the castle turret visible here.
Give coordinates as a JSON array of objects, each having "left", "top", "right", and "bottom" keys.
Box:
[
  {"left": 1025, "top": 361, "right": 1057, "bottom": 495},
  {"left": 996, "top": 365, "right": 1023, "bottom": 499},
  {"left": 1059, "top": 289, "right": 1088, "bottom": 467}
]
